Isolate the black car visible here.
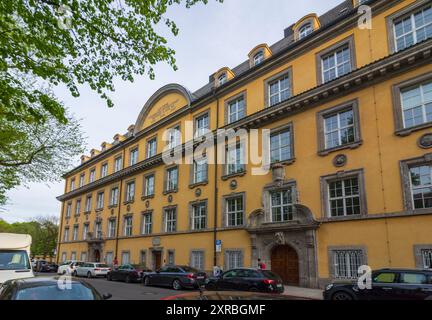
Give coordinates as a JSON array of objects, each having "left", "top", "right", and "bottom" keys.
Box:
[
  {"left": 143, "top": 265, "right": 207, "bottom": 290},
  {"left": 0, "top": 277, "right": 112, "bottom": 300},
  {"left": 107, "top": 264, "right": 150, "bottom": 283},
  {"left": 163, "top": 291, "right": 307, "bottom": 300},
  {"left": 205, "top": 268, "right": 284, "bottom": 294},
  {"left": 324, "top": 268, "right": 432, "bottom": 300}
]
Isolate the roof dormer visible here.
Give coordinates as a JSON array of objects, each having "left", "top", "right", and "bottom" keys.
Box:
[
  {"left": 101, "top": 142, "right": 112, "bottom": 152},
  {"left": 113, "top": 134, "right": 126, "bottom": 145},
  {"left": 353, "top": 0, "right": 368, "bottom": 8},
  {"left": 90, "top": 149, "right": 100, "bottom": 158},
  {"left": 213, "top": 67, "right": 235, "bottom": 87},
  {"left": 292, "top": 13, "right": 321, "bottom": 41},
  {"left": 248, "top": 44, "right": 272, "bottom": 68},
  {"left": 80, "top": 155, "right": 90, "bottom": 164},
  {"left": 127, "top": 124, "right": 135, "bottom": 137}
]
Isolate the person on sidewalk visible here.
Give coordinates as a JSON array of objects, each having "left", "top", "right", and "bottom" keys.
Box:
[{"left": 257, "top": 258, "right": 266, "bottom": 270}]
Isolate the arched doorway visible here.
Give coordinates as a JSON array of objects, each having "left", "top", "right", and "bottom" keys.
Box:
[{"left": 271, "top": 245, "right": 299, "bottom": 286}]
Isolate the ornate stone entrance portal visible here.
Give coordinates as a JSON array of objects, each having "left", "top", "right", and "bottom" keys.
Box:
[{"left": 271, "top": 245, "right": 299, "bottom": 285}]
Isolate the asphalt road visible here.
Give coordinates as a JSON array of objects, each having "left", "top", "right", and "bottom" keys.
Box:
[{"left": 35, "top": 273, "right": 191, "bottom": 300}]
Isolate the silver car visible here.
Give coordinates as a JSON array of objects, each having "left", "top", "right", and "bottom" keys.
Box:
[{"left": 74, "top": 262, "right": 111, "bottom": 278}]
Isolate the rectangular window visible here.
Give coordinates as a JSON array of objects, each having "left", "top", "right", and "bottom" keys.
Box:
[
  {"left": 167, "top": 251, "right": 175, "bottom": 265},
  {"left": 226, "top": 251, "right": 243, "bottom": 270},
  {"left": 195, "top": 113, "right": 210, "bottom": 137},
  {"left": 165, "top": 208, "right": 177, "bottom": 233},
  {"left": 65, "top": 203, "right": 72, "bottom": 218},
  {"left": 64, "top": 228, "right": 69, "bottom": 242},
  {"left": 121, "top": 252, "right": 130, "bottom": 265},
  {"left": 333, "top": 250, "right": 364, "bottom": 279},
  {"left": 166, "top": 167, "right": 178, "bottom": 192},
  {"left": 106, "top": 252, "right": 113, "bottom": 265},
  {"left": 226, "top": 196, "right": 244, "bottom": 227},
  {"left": 393, "top": 5, "right": 432, "bottom": 52},
  {"left": 61, "top": 252, "right": 67, "bottom": 263},
  {"left": 192, "top": 202, "right": 207, "bottom": 230},
  {"left": 140, "top": 251, "right": 147, "bottom": 266},
  {"left": 142, "top": 213, "right": 152, "bottom": 235},
  {"left": 70, "top": 252, "right": 76, "bottom": 261},
  {"left": 73, "top": 225, "right": 79, "bottom": 241},
  {"left": 422, "top": 249, "right": 432, "bottom": 268},
  {"left": 89, "top": 169, "right": 96, "bottom": 183},
  {"left": 101, "top": 163, "right": 108, "bottom": 178},
  {"left": 269, "top": 75, "right": 291, "bottom": 107},
  {"left": 95, "top": 222, "right": 102, "bottom": 239},
  {"left": 147, "top": 137, "right": 157, "bottom": 158},
  {"left": 409, "top": 165, "right": 432, "bottom": 209},
  {"left": 226, "top": 144, "right": 245, "bottom": 175},
  {"left": 80, "top": 252, "right": 87, "bottom": 262},
  {"left": 270, "top": 129, "right": 292, "bottom": 163},
  {"left": 191, "top": 251, "right": 204, "bottom": 271},
  {"left": 124, "top": 216, "right": 133, "bottom": 237},
  {"left": 110, "top": 187, "right": 119, "bottom": 206},
  {"left": 85, "top": 196, "right": 92, "bottom": 213},
  {"left": 96, "top": 192, "right": 104, "bottom": 210},
  {"left": 83, "top": 224, "right": 89, "bottom": 240},
  {"left": 79, "top": 174, "right": 85, "bottom": 187},
  {"left": 228, "top": 97, "right": 246, "bottom": 124},
  {"left": 114, "top": 156, "right": 123, "bottom": 173},
  {"left": 70, "top": 179, "right": 75, "bottom": 191},
  {"left": 130, "top": 148, "right": 139, "bottom": 166},
  {"left": 108, "top": 219, "right": 116, "bottom": 238},
  {"left": 270, "top": 189, "right": 294, "bottom": 222},
  {"left": 144, "top": 175, "right": 155, "bottom": 197},
  {"left": 168, "top": 125, "right": 181, "bottom": 149},
  {"left": 328, "top": 177, "right": 361, "bottom": 217},
  {"left": 75, "top": 199, "right": 81, "bottom": 216},
  {"left": 324, "top": 109, "right": 355, "bottom": 149},
  {"left": 321, "top": 46, "right": 352, "bottom": 83},
  {"left": 126, "top": 181, "right": 135, "bottom": 202},
  {"left": 193, "top": 158, "right": 208, "bottom": 184},
  {"left": 400, "top": 81, "right": 432, "bottom": 129}
]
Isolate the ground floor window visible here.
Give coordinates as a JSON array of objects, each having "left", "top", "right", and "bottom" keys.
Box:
[
  {"left": 121, "top": 251, "right": 130, "bottom": 265},
  {"left": 106, "top": 252, "right": 113, "bottom": 265},
  {"left": 80, "top": 252, "right": 87, "bottom": 262},
  {"left": 191, "top": 251, "right": 205, "bottom": 271},
  {"left": 140, "top": 251, "right": 146, "bottom": 266},
  {"left": 422, "top": 249, "right": 432, "bottom": 268},
  {"left": 167, "top": 250, "right": 175, "bottom": 265},
  {"left": 225, "top": 250, "right": 243, "bottom": 270},
  {"left": 61, "top": 252, "right": 67, "bottom": 263},
  {"left": 333, "top": 250, "right": 364, "bottom": 279},
  {"left": 70, "top": 252, "right": 77, "bottom": 261}
]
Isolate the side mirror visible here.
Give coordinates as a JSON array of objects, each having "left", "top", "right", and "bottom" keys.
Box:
[{"left": 102, "top": 293, "right": 112, "bottom": 300}]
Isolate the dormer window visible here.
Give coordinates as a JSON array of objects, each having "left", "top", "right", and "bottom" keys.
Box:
[
  {"left": 299, "top": 23, "right": 313, "bottom": 40},
  {"left": 218, "top": 73, "right": 227, "bottom": 86},
  {"left": 253, "top": 51, "right": 264, "bottom": 66}
]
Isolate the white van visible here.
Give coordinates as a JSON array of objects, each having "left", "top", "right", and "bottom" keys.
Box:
[{"left": 0, "top": 233, "right": 34, "bottom": 284}]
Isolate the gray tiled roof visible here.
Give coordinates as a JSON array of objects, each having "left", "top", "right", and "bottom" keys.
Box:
[{"left": 192, "top": 0, "right": 359, "bottom": 100}]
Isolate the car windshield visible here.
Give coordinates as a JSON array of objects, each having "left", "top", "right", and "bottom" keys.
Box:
[
  {"left": 181, "top": 266, "right": 198, "bottom": 273},
  {"left": 0, "top": 250, "right": 30, "bottom": 271},
  {"left": 96, "top": 264, "right": 108, "bottom": 268},
  {"left": 15, "top": 283, "right": 97, "bottom": 300}
]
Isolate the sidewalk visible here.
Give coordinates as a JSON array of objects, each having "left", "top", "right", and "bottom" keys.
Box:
[{"left": 283, "top": 286, "right": 323, "bottom": 300}]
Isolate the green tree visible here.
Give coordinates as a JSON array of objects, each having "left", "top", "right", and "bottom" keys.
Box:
[{"left": 0, "top": 0, "right": 222, "bottom": 124}]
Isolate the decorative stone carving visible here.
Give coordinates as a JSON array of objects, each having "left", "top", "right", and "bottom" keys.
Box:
[
  {"left": 145, "top": 200, "right": 150, "bottom": 208},
  {"left": 127, "top": 204, "right": 131, "bottom": 212},
  {"left": 168, "top": 195, "right": 173, "bottom": 203},
  {"left": 271, "top": 164, "right": 285, "bottom": 183},
  {"left": 152, "top": 237, "right": 161, "bottom": 246},
  {"left": 111, "top": 209, "right": 114, "bottom": 215},
  {"left": 230, "top": 180, "right": 238, "bottom": 190},
  {"left": 195, "top": 188, "right": 202, "bottom": 197},
  {"left": 247, "top": 209, "right": 264, "bottom": 228},
  {"left": 418, "top": 133, "right": 432, "bottom": 149},
  {"left": 275, "top": 232, "right": 286, "bottom": 245},
  {"left": 333, "top": 154, "right": 347, "bottom": 167}
]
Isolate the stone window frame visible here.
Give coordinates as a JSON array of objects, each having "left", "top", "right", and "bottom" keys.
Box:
[
  {"left": 95, "top": 190, "right": 105, "bottom": 211},
  {"left": 162, "top": 205, "right": 178, "bottom": 234},
  {"left": 414, "top": 245, "right": 432, "bottom": 269},
  {"left": 221, "top": 139, "right": 247, "bottom": 180},
  {"left": 74, "top": 198, "right": 82, "bottom": 217},
  {"left": 315, "top": 35, "right": 357, "bottom": 86},
  {"left": 320, "top": 169, "right": 368, "bottom": 220},
  {"left": 263, "top": 67, "right": 293, "bottom": 108},
  {"left": 108, "top": 184, "right": 120, "bottom": 208},
  {"left": 263, "top": 180, "right": 297, "bottom": 224},
  {"left": 63, "top": 226, "right": 70, "bottom": 242},
  {"left": 193, "top": 108, "right": 211, "bottom": 138},
  {"left": 189, "top": 151, "right": 209, "bottom": 188},
  {"left": 166, "top": 122, "right": 182, "bottom": 149},
  {"left": 129, "top": 145, "right": 139, "bottom": 166},
  {"left": 124, "top": 178, "right": 136, "bottom": 204},
  {"left": 400, "top": 153, "right": 432, "bottom": 212},
  {"left": 140, "top": 249, "right": 147, "bottom": 267},
  {"left": 79, "top": 173, "right": 85, "bottom": 188},
  {"left": 167, "top": 249, "right": 175, "bottom": 265},
  {"left": 100, "top": 161, "right": 109, "bottom": 178},
  {"left": 221, "top": 192, "right": 246, "bottom": 228},
  {"left": 140, "top": 210, "right": 153, "bottom": 235},
  {"left": 61, "top": 252, "right": 67, "bottom": 263},
  {"left": 316, "top": 99, "right": 362, "bottom": 156},
  {"left": 84, "top": 193, "right": 93, "bottom": 214},
  {"left": 146, "top": 135, "right": 158, "bottom": 159},
  {"left": 224, "top": 90, "right": 247, "bottom": 125},
  {"left": 142, "top": 172, "right": 156, "bottom": 200},
  {"left": 327, "top": 245, "right": 368, "bottom": 280},
  {"left": 82, "top": 222, "right": 90, "bottom": 240},
  {"left": 106, "top": 217, "right": 117, "bottom": 239},
  {"left": 89, "top": 167, "right": 96, "bottom": 183},
  {"left": 385, "top": 0, "right": 432, "bottom": 54},
  {"left": 114, "top": 153, "right": 123, "bottom": 173},
  {"left": 190, "top": 249, "right": 206, "bottom": 271},
  {"left": 72, "top": 224, "right": 79, "bottom": 241},
  {"left": 224, "top": 249, "right": 245, "bottom": 270},
  {"left": 392, "top": 72, "right": 432, "bottom": 136},
  {"left": 122, "top": 214, "right": 133, "bottom": 237},
  {"left": 295, "top": 18, "right": 315, "bottom": 41},
  {"left": 269, "top": 122, "right": 296, "bottom": 166},
  {"left": 93, "top": 218, "right": 103, "bottom": 239},
  {"left": 188, "top": 199, "right": 208, "bottom": 231},
  {"left": 65, "top": 202, "right": 72, "bottom": 219},
  {"left": 70, "top": 251, "right": 77, "bottom": 261},
  {"left": 105, "top": 251, "right": 114, "bottom": 265},
  {"left": 121, "top": 250, "right": 131, "bottom": 265},
  {"left": 70, "top": 177, "right": 76, "bottom": 191},
  {"left": 164, "top": 165, "right": 179, "bottom": 195}
]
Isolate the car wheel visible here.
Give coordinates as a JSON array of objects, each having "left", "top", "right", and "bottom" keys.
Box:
[
  {"left": 87, "top": 271, "right": 92, "bottom": 279},
  {"left": 249, "top": 286, "right": 259, "bottom": 292},
  {"left": 205, "top": 282, "right": 216, "bottom": 291},
  {"left": 172, "top": 279, "right": 182, "bottom": 290},
  {"left": 332, "top": 291, "right": 354, "bottom": 300},
  {"left": 107, "top": 273, "right": 112, "bottom": 281},
  {"left": 125, "top": 275, "right": 131, "bottom": 283},
  {"left": 143, "top": 277, "right": 150, "bottom": 286}
]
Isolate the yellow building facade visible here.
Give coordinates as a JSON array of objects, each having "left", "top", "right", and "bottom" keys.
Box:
[{"left": 57, "top": 0, "right": 432, "bottom": 288}]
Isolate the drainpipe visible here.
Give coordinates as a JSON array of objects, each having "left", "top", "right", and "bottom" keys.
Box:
[
  {"left": 114, "top": 148, "right": 126, "bottom": 260},
  {"left": 213, "top": 89, "right": 219, "bottom": 267}
]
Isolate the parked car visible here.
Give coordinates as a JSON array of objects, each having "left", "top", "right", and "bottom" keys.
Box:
[
  {"left": 162, "top": 291, "right": 308, "bottom": 300},
  {"left": 0, "top": 276, "right": 112, "bottom": 300},
  {"left": 324, "top": 268, "right": 432, "bottom": 300},
  {"left": 34, "top": 260, "right": 57, "bottom": 273},
  {"left": 143, "top": 265, "right": 207, "bottom": 290},
  {"left": 57, "top": 261, "right": 85, "bottom": 275},
  {"left": 74, "top": 263, "right": 111, "bottom": 278},
  {"left": 204, "top": 268, "right": 284, "bottom": 294},
  {"left": 107, "top": 264, "right": 149, "bottom": 283}
]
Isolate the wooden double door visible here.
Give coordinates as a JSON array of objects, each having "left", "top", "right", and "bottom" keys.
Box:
[{"left": 271, "top": 245, "right": 300, "bottom": 286}]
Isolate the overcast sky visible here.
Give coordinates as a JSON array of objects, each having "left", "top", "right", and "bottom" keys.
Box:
[{"left": 1, "top": 0, "right": 343, "bottom": 223}]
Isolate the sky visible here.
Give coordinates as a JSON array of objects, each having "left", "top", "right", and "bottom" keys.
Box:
[{"left": 1, "top": 0, "right": 343, "bottom": 223}]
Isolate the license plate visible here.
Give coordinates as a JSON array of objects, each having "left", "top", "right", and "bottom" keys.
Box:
[
  {"left": 197, "top": 276, "right": 205, "bottom": 279},
  {"left": 277, "top": 284, "right": 283, "bottom": 288}
]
